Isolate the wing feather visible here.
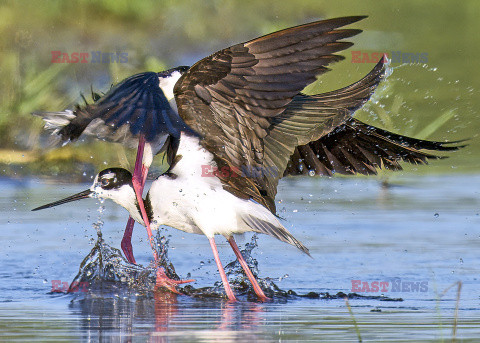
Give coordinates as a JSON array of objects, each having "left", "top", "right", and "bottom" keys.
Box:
[
  {"left": 175, "top": 17, "right": 367, "bottom": 211},
  {"left": 34, "top": 71, "right": 195, "bottom": 150}
]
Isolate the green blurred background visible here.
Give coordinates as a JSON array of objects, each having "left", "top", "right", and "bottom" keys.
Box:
[{"left": 1, "top": 0, "right": 478, "bottom": 180}]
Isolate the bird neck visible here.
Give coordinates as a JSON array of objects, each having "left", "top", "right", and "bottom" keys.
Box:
[
  {"left": 108, "top": 184, "right": 147, "bottom": 226},
  {"left": 170, "top": 133, "right": 216, "bottom": 178}
]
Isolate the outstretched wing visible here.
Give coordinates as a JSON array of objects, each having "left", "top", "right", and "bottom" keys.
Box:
[
  {"left": 34, "top": 70, "right": 194, "bottom": 150},
  {"left": 174, "top": 16, "right": 367, "bottom": 211},
  {"left": 284, "top": 118, "right": 462, "bottom": 176}
]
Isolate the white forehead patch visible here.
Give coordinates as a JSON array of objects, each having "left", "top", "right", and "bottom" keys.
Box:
[
  {"left": 102, "top": 172, "right": 116, "bottom": 180},
  {"left": 158, "top": 70, "right": 182, "bottom": 101}
]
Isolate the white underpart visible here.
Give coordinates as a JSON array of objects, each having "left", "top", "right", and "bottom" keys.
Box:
[
  {"left": 146, "top": 133, "right": 283, "bottom": 238},
  {"left": 142, "top": 142, "right": 154, "bottom": 168}
]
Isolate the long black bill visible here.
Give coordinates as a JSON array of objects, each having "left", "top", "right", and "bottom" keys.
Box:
[{"left": 32, "top": 189, "right": 93, "bottom": 211}]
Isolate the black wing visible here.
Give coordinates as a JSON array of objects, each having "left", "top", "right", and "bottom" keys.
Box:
[
  {"left": 174, "top": 16, "right": 367, "bottom": 211},
  {"left": 285, "top": 118, "right": 462, "bottom": 176},
  {"left": 34, "top": 71, "right": 194, "bottom": 150}
]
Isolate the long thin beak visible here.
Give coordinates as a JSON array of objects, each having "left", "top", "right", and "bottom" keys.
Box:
[{"left": 32, "top": 189, "right": 93, "bottom": 211}]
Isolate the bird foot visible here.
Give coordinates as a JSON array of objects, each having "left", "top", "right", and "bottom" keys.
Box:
[{"left": 154, "top": 268, "right": 195, "bottom": 294}]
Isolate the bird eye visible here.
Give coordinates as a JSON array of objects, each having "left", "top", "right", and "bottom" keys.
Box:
[{"left": 101, "top": 178, "right": 110, "bottom": 187}]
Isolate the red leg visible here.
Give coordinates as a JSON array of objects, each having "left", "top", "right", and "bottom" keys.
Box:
[
  {"left": 141, "top": 164, "right": 148, "bottom": 191},
  {"left": 228, "top": 237, "right": 269, "bottom": 301},
  {"left": 209, "top": 237, "right": 237, "bottom": 302},
  {"left": 121, "top": 216, "right": 136, "bottom": 264},
  {"left": 119, "top": 136, "right": 147, "bottom": 263},
  {"left": 131, "top": 135, "right": 194, "bottom": 292},
  {"left": 132, "top": 135, "right": 146, "bottom": 189}
]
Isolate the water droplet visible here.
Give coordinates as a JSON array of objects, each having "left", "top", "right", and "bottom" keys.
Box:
[{"left": 434, "top": 213, "right": 439, "bottom": 218}]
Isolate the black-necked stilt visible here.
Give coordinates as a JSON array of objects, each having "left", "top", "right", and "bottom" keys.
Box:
[
  {"left": 33, "top": 16, "right": 461, "bottom": 299},
  {"left": 35, "top": 67, "right": 197, "bottom": 291}
]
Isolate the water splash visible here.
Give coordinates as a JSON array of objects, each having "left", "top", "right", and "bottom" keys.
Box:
[
  {"left": 66, "top": 233, "right": 403, "bottom": 302},
  {"left": 68, "top": 231, "right": 154, "bottom": 294},
  {"left": 90, "top": 203, "right": 106, "bottom": 235},
  {"left": 154, "top": 229, "right": 181, "bottom": 281}
]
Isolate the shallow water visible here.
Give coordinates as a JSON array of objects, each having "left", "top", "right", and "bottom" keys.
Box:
[{"left": 1, "top": 174, "right": 480, "bottom": 341}]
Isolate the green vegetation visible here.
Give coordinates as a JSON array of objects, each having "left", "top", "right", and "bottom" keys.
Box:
[{"left": 1, "top": 0, "right": 478, "bottom": 179}]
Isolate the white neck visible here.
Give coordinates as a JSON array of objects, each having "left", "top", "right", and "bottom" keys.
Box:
[
  {"left": 92, "top": 183, "right": 145, "bottom": 226},
  {"left": 171, "top": 133, "right": 218, "bottom": 180},
  {"left": 159, "top": 71, "right": 182, "bottom": 101}
]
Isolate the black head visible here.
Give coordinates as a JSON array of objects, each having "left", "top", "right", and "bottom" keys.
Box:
[
  {"left": 157, "top": 66, "right": 190, "bottom": 78},
  {"left": 95, "top": 168, "right": 133, "bottom": 190},
  {"left": 32, "top": 168, "right": 134, "bottom": 211}
]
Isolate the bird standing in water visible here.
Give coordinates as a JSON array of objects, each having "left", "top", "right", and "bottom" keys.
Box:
[
  {"left": 35, "top": 68, "right": 197, "bottom": 291},
  {"left": 34, "top": 16, "right": 460, "bottom": 300}
]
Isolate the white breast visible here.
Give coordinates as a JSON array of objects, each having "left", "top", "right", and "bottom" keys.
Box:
[{"left": 147, "top": 133, "right": 280, "bottom": 238}]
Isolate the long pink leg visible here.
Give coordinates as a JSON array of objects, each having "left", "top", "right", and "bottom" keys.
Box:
[
  {"left": 208, "top": 237, "right": 237, "bottom": 301},
  {"left": 228, "top": 237, "right": 269, "bottom": 301},
  {"left": 121, "top": 217, "right": 136, "bottom": 264},
  {"left": 131, "top": 135, "right": 194, "bottom": 292},
  {"left": 120, "top": 136, "right": 150, "bottom": 264}
]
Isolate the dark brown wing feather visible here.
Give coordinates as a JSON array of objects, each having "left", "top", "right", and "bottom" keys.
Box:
[
  {"left": 175, "top": 16, "right": 367, "bottom": 211},
  {"left": 260, "top": 59, "right": 387, "bottom": 208},
  {"left": 175, "top": 17, "right": 461, "bottom": 214},
  {"left": 285, "top": 119, "right": 462, "bottom": 176}
]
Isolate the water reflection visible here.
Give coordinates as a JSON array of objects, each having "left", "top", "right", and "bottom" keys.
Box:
[
  {"left": 70, "top": 291, "right": 266, "bottom": 342},
  {"left": 4, "top": 175, "right": 480, "bottom": 341}
]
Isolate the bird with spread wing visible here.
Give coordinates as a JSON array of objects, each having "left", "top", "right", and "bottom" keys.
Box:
[{"left": 33, "top": 16, "right": 461, "bottom": 300}]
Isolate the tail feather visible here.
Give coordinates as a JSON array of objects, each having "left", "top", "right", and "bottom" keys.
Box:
[
  {"left": 33, "top": 110, "right": 75, "bottom": 133},
  {"left": 241, "top": 214, "right": 310, "bottom": 256}
]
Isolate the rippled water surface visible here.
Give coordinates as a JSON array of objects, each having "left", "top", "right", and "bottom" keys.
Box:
[{"left": 2, "top": 174, "right": 480, "bottom": 341}]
